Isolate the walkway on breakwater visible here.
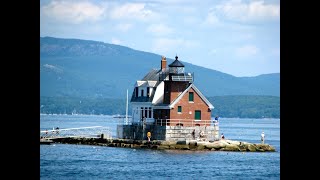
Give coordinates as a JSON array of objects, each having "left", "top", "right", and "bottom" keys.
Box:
[
  {"left": 48, "top": 137, "right": 276, "bottom": 152},
  {"left": 40, "top": 126, "right": 112, "bottom": 140}
]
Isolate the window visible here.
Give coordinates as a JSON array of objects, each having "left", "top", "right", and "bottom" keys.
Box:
[
  {"left": 141, "top": 89, "right": 144, "bottom": 97},
  {"left": 178, "top": 106, "right": 182, "bottom": 113},
  {"left": 177, "top": 67, "right": 184, "bottom": 74},
  {"left": 135, "top": 87, "right": 138, "bottom": 97},
  {"left": 189, "top": 92, "right": 194, "bottom": 102},
  {"left": 145, "top": 107, "right": 148, "bottom": 118},
  {"left": 147, "top": 87, "right": 150, "bottom": 97},
  {"left": 195, "top": 110, "right": 201, "bottom": 120},
  {"left": 149, "top": 107, "right": 152, "bottom": 118},
  {"left": 141, "top": 107, "right": 144, "bottom": 119}
]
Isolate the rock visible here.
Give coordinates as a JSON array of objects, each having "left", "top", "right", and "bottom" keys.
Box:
[
  {"left": 206, "top": 141, "right": 226, "bottom": 150},
  {"left": 189, "top": 141, "right": 197, "bottom": 150},
  {"left": 176, "top": 144, "right": 190, "bottom": 150},
  {"left": 268, "top": 145, "right": 276, "bottom": 152},
  {"left": 247, "top": 144, "right": 257, "bottom": 152},
  {"left": 239, "top": 143, "right": 248, "bottom": 151},
  {"left": 188, "top": 141, "right": 197, "bottom": 146},
  {"left": 176, "top": 141, "right": 187, "bottom": 145},
  {"left": 125, "top": 139, "right": 134, "bottom": 144},
  {"left": 49, "top": 137, "right": 276, "bottom": 152},
  {"left": 222, "top": 144, "right": 241, "bottom": 151},
  {"left": 108, "top": 143, "right": 115, "bottom": 147},
  {"left": 196, "top": 141, "right": 208, "bottom": 146},
  {"left": 151, "top": 145, "right": 158, "bottom": 149},
  {"left": 133, "top": 140, "right": 142, "bottom": 145},
  {"left": 154, "top": 141, "right": 162, "bottom": 145},
  {"left": 140, "top": 145, "right": 148, "bottom": 148},
  {"left": 158, "top": 145, "right": 170, "bottom": 150},
  {"left": 132, "top": 144, "right": 141, "bottom": 148},
  {"left": 112, "top": 139, "right": 121, "bottom": 143},
  {"left": 195, "top": 145, "right": 205, "bottom": 150},
  {"left": 256, "top": 144, "right": 276, "bottom": 152},
  {"left": 161, "top": 141, "right": 177, "bottom": 146},
  {"left": 224, "top": 140, "right": 241, "bottom": 145}
]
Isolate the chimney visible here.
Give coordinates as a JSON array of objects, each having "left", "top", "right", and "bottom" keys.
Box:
[{"left": 161, "top": 56, "right": 167, "bottom": 71}]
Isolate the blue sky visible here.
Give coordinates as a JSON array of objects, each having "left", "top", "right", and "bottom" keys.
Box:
[{"left": 40, "top": 0, "right": 280, "bottom": 77}]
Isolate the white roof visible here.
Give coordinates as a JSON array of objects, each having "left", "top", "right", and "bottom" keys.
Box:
[
  {"left": 147, "top": 81, "right": 157, "bottom": 87},
  {"left": 136, "top": 80, "right": 157, "bottom": 87}
]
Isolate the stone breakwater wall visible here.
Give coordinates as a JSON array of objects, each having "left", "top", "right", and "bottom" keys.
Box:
[{"left": 51, "top": 137, "right": 275, "bottom": 152}]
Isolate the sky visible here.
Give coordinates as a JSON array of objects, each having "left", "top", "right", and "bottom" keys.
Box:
[{"left": 40, "top": 0, "right": 280, "bottom": 77}]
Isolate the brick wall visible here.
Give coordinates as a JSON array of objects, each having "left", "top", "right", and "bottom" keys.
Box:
[{"left": 169, "top": 87, "right": 211, "bottom": 126}]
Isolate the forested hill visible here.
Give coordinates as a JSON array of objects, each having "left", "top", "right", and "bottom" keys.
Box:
[
  {"left": 40, "top": 95, "right": 280, "bottom": 118},
  {"left": 207, "top": 96, "right": 280, "bottom": 118},
  {"left": 40, "top": 37, "right": 280, "bottom": 98}
]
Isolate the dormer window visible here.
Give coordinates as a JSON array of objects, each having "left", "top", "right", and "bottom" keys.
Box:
[
  {"left": 141, "top": 89, "right": 144, "bottom": 97},
  {"left": 147, "top": 87, "right": 150, "bottom": 97}
]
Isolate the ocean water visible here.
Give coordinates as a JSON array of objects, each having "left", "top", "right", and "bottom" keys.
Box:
[{"left": 40, "top": 115, "right": 280, "bottom": 180}]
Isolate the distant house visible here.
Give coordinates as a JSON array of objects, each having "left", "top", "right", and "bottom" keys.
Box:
[{"left": 118, "top": 55, "right": 219, "bottom": 141}]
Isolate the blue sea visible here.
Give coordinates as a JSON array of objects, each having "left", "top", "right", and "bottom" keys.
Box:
[{"left": 40, "top": 115, "right": 280, "bottom": 180}]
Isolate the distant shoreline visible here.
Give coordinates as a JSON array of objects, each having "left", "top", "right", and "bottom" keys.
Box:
[{"left": 40, "top": 113, "right": 279, "bottom": 120}]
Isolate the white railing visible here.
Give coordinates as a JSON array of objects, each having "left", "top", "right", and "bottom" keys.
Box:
[
  {"left": 155, "top": 119, "right": 218, "bottom": 127},
  {"left": 129, "top": 119, "right": 219, "bottom": 127},
  {"left": 171, "top": 75, "right": 193, "bottom": 82},
  {"left": 40, "top": 126, "right": 112, "bottom": 139}
]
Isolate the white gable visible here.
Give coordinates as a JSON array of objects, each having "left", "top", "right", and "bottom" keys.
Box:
[
  {"left": 152, "top": 81, "right": 164, "bottom": 104},
  {"left": 169, "top": 84, "right": 214, "bottom": 109},
  {"left": 136, "top": 80, "right": 157, "bottom": 87}
]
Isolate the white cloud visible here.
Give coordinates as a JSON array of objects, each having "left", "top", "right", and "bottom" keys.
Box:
[
  {"left": 235, "top": 45, "right": 259, "bottom": 57},
  {"left": 115, "top": 23, "right": 133, "bottom": 32},
  {"left": 147, "top": 24, "right": 174, "bottom": 36},
  {"left": 203, "top": 11, "right": 220, "bottom": 26},
  {"left": 216, "top": 0, "right": 280, "bottom": 22},
  {"left": 110, "top": 3, "right": 153, "bottom": 21},
  {"left": 111, "top": 38, "right": 122, "bottom": 45},
  {"left": 42, "top": 1, "right": 105, "bottom": 24}
]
